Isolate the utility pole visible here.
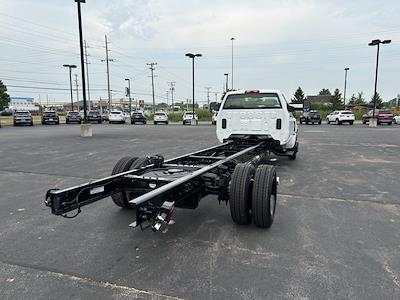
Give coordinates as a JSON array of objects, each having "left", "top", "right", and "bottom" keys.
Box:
[
  {"left": 231, "top": 37, "right": 235, "bottom": 90},
  {"left": 215, "top": 92, "right": 219, "bottom": 102},
  {"left": 205, "top": 87, "right": 212, "bottom": 108},
  {"left": 74, "top": 74, "right": 79, "bottom": 111},
  {"left": 125, "top": 78, "right": 131, "bottom": 116},
  {"left": 99, "top": 97, "right": 103, "bottom": 115},
  {"left": 343, "top": 67, "right": 349, "bottom": 110},
  {"left": 102, "top": 35, "right": 114, "bottom": 113},
  {"left": 166, "top": 90, "right": 169, "bottom": 109},
  {"left": 168, "top": 81, "right": 176, "bottom": 112},
  {"left": 84, "top": 40, "right": 91, "bottom": 110},
  {"left": 147, "top": 62, "right": 157, "bottom": 113}
]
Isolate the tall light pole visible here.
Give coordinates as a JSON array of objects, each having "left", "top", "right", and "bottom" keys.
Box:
[
  {"left": 75, "top": 0, "right": 88, "bottom": 123},
  {"left": 185, "top": 53, "right": 202, "bottom": 123},
  {"left": 125, "top": 78, "right": 131, "bottom": 116},
  {"left": 63, "top": 64, "right": 77, "bottom": 111},
  {"left": 231, "top": 37, "right": 235, "bottom": 90},
  {"left": 343, "top": 67, "right": 349, "bottom": 110},
  {"left": 368, "top": 39, "right": 391, "bottom": 126},
  {"left": 224, "top": 73, "right": 229, "bottom": 93}
]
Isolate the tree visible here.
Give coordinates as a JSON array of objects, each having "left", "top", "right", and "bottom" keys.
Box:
[
  {"left": 348, "top": 94, "right": 356, "bottom": 106},
  {"left": 0, "top": 80, "right": 11, "bottom": 110},
  {"left": 354, "top": 92, "right": 366, "bottom": 106},
  {"left": 331, "top": 88, "right": 343, "bottom": 110},
  {"left": 370, "top": 93, "right": 383, "bottom": 108},
  {"left": 292, "top": 87, "right": 305, "bottom": 104},
  {"left": 319, "top": 88, "right": 331, "bottom": 96}
]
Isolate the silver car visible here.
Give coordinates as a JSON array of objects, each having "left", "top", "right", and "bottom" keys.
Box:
[{"left": 13, "top": 111, "right": 33, "bottom": 126}]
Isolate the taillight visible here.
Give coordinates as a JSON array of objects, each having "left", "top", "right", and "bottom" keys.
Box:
[{"left": 245, "top": 90, "right": 260, "bottom": 94}]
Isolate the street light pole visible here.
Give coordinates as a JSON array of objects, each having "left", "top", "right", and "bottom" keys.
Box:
[
  {"left": 224, "top": 73, "right": 229, "bottom": 93},
  {"left": 185, "top": 53, "right": 202, "bottom": 124},
  {"left": 343, "top": 67, "right": 349, "bottom": 110},
  {"left": 63, "top": 64, "right": 77, "bottom": 111},
  {"left": 75, "top": 0, "right": 88, "bottom": 123},
  {"left": 125, "top": 78, "right": 131, "bottom": 116},
  {"left": 368, "top": 39, "right": 391, "bottom": 126},
  {"left": 231, "top": 37, "right": 235, "bottom": 90}
]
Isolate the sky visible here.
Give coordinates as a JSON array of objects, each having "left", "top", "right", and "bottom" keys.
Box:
[{"left": 0, "top": 0, "right": 399, "bottom": 106}]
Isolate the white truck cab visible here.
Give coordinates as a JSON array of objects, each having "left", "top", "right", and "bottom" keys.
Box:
[{"left": 216, "top": 89, "right": 298, "bottom": 159}]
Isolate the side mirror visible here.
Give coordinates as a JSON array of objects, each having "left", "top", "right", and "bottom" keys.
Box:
[{"left": 287, "top": 104, "right": 295, "bottom": 112}]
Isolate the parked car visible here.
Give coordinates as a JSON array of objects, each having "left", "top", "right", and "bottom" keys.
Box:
[
  {"left": 154, "top": 112, "right": 168, "bottom": 125},
  {"left": 131, "top": 111, "right": 147, "bottom": 124},
  {"left": 101, "top": 112, "right": 109, "bottom": 122},
  {"left": 393, "top": 115, "right": 400, "bottom": 124},
  {"left": 41, "top": 111, "right": 60, "bottom": 125},
  {"left": 13, "top": 111, "right": 33, "bottom": 126},
  {"left": 183, "top": 112, "right": 198, "bottom": 125},
  {"left": 212, "top": 111, "right": 218, "bottom": 125},
  {"left": 362, "top": 109, "right": 394, "bottom": 125},
  {"left": 66, "top": 111, "right": 82, "bottom": 124},
  {"left": 326, "top": 110, "right": 355, "bottom": 125},
  {"left": 0, "top": 110, "right": 12, "bottom": 116},
  {"left": 299, "top": 110, "right": 322, "bottom": 124},
  {"left": 87, "top": 110, "right": 102, "bottom": 123},
  {"left": 109, "top": 111, "right": 126, "bottom": 124}
]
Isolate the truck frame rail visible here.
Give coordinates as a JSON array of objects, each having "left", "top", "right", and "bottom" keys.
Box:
[{"left": 45, "top": 138, "right": 278, "bottom": 231}]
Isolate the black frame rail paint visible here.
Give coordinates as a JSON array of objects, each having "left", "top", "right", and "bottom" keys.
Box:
[{"left": 45, "top": 139, "right": 266, "bottom": 230}]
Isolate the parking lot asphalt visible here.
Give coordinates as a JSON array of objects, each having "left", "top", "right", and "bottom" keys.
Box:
[{"left": 0, "top": 123, "right": 399, "bottom": 300}]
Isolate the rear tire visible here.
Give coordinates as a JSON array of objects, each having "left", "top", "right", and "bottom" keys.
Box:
[
  {"left": 229, "top": 163, "right": 255, "bottom": 225},
  {"left": 111, "top": 156, "right": 138, "bottom": 208},
  {"left": 288, "top": 143, "right": 298, "bottom": 160},
  {"left": 252, "top": 165, "right": 277, "bottom": 228}
]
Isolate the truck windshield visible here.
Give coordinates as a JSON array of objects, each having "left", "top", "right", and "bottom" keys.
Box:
[{"left": 223, "top": 93, "right": 281, "bottom": 109}]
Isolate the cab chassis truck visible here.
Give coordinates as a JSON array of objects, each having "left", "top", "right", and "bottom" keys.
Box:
[
  {"left": 45, "top": 138, "right": 280, "bottom": 231},
  {"left": 45, "top": 89, "right": 298, "bottom": 231}
]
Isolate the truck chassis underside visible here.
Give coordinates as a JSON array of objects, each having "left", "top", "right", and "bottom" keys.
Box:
[{"left": 45, "top": 138, "right": 279, "bottom": 231}]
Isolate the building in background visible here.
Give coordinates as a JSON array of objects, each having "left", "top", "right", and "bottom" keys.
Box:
[{"left": 8, "top": 97, "right": 39, "bottom": 112}]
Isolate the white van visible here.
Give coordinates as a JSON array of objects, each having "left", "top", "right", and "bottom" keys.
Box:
[{"left": 216, "top": 89, "right": 298, "bottom": 159}]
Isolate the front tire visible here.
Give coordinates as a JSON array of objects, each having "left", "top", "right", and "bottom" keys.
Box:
[
  {"left": 229, "top": 163, "right": 255, "bottom": 225},
  {"left": 349, "top": 121, "right": 354, "bottom": 125},
  {"left": 252, "top": 165, "right": 277, "bottom": 228}
]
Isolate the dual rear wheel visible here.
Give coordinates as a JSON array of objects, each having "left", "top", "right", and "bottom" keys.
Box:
[{"left": 229, "top": 163, "right": 277, "bottom": 228}]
